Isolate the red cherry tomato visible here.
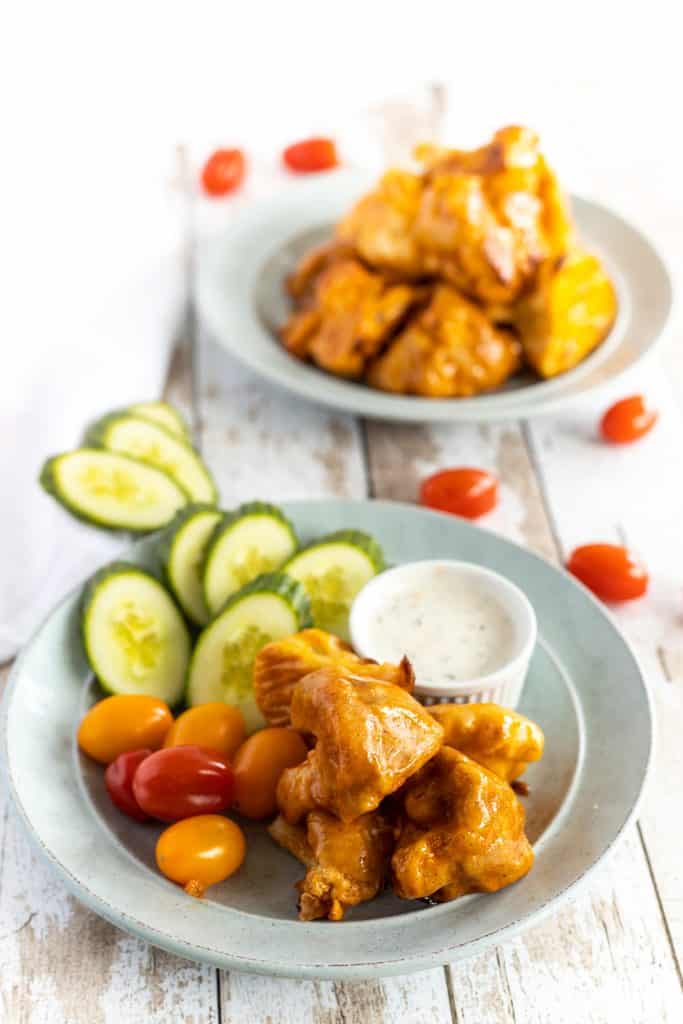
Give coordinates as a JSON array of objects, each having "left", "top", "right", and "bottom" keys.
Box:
[
  {"left": 567, "top": 544, "right": 649, "bottom": 602},
  {"left": 600, "top": 395, "right": 658, "bottom": 444},
  {"left": 420, "top": 468, "right": 499, "bottom": 519},
  {"left": 201, "top": 148, "right": 246, "bottom": 196},
  {"left": 105, "top": 749, "right": 152, "bottom": 822},
  {"left": 132, "top": 745, "right": 234, "bottom": 823},
  {"left": 283, "top": 137, "right": 338, "bottom": 173}
]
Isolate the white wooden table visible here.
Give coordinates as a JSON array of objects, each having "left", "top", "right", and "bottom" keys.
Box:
[{"left": 3, "top": 115, "right": 683, "bottom": 1020}]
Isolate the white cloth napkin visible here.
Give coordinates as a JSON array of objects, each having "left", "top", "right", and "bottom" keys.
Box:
[
  {"left": 0, "top": 260, "right": 185, "bottom": 661},
  {"left": 1, "top": 88, "right": 443, "bottom": 662}
]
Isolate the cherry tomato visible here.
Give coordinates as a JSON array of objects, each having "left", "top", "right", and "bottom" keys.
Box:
[
  {"left": 201, "top": 148, "right": 246, "bottom": 196},
  {"left": 77, "top": 695, "right": 173, "bottom": 765},
  {"left": 105, "top": 749, "right": 152, "bottom": 822},
  {"left": 133, "top": 745, "right": 234, "bottom": 823},
  {"left": 600, "top": 395, "right": 658, "bottom": 444},
  {"left": 156, "top": 815, "right": 246, "bottom": 897},
  {"left": 420, "top": 468, "right": 499, "bottom": 519},
  {"left": 232, "top": 728, "right": 308, "bottom": 819},
  {"left": 283, "top": 137, "right": 338, "bottom": 173},
  {"left": 567, "top": 544, "right": 649, "bottom": 602},
  {"left": 163, "top": 703, "right": 245, "bottom": 759}
]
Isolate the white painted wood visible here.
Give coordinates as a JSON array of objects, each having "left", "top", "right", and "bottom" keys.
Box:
[
  {"left": 198, "top": 331, "right": 367, "bottom": 505},
  {"left": 449, "top": 832, "right": 683, "bottom": 1024},
  {"left": 365, "top": 420, "right": 556, "bottom": 561},
  {"left": 221, "top": 969, "right": 453, "bottom": 1024},
  {"left": 525, "top": 366, "right": 683, "bottom": 968}
]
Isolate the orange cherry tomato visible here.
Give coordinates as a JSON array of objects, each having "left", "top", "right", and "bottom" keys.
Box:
[
  {"left": 283, "top": 137, "right": 338, "bottom": 173},
  {"left": 600, "top": 395, "right": 658, "bottom": 444},
  {"left": 567, "top": 544, "right": 649, "bottom": 602},
  {"left": 420, "top": 467, "right": 499, "bottom": 519},
  {"left": 201, "top": 148, "right": 246, "bottom": 196},
  {"left": 77, "top": 695, "right": 173, "bottom": 765},
  {"left": 156, "top": 815, "right": 246, "bottom": 897},
  {"left": 163, "top": 703, "right": 246, "bottom": 759},
  {"left": 232, "top": 728, "right": 308, "bottom": 819}
]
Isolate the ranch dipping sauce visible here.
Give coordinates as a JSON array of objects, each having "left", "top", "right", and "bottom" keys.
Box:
[
  {"left": 364, "top": 563, "right": 517, "bottom": 686},
  {"left": 350, "top": 559, "right": 537, "bottom": 706}
]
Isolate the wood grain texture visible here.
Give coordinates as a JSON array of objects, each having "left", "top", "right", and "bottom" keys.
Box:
[
  {"left": 525, "top": 367, "right": 683, "bottom": 971},
  {"left": 449, "top": 832, "right": 683, "bottom": 1024},
  {"left": 197, "top": 331, "right": 367, "bottom": 505},
  {"left": 221, "top": 969, "right": 452, "bottom": 1024}
]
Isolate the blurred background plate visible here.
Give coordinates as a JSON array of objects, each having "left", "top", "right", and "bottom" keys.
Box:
[
  {"left": 2, "top": 500, "right": 652, "bottom": 979},
  {"left": 196, "top": 171, "right": 673, "bottom": 422}
]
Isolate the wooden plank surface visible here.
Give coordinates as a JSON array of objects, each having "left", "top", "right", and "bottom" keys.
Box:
[{"left": 524, "top": 369, "right": 683, "bottom": 968}]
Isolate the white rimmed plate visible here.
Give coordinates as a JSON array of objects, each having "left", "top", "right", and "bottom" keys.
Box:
[{"left": 1, "top": 500, "right": 652, "bottom": 978}]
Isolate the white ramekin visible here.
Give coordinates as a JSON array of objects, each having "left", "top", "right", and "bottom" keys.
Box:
[{"left": 349, "top": 559, "right": 537, "bottom": 709}]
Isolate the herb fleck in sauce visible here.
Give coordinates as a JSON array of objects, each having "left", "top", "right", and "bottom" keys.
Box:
[{"left": 366, "top": 564, "right": 516, "bottom": 686}]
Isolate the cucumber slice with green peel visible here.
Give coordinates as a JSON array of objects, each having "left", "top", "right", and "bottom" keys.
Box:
[
  {"left": 187, "top": 572, "right": 311, "bottom": 733},
  {"left": 283, "top": 530, "right": 385, "bottom": 641},
  {"left": 127, "top": 401, "right": 190, "bottom": 441},
  {"left": 81, "top": 562, "right": 191, "bottom": 705},
  {"left": 40, "top": 449, "right": 188, "bottom": 531},
  {"left": 159, "top": 504, "right": 225, "bottom": 626},
  {"left": 202, "top": 502, "right": 297, "bottom": 617},
  {"left": 87, "top": 414, "right": 217, "bottom": 504}
]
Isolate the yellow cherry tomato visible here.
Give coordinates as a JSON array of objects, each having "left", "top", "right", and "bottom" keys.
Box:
[
  {"left": 77, "top": 695, "right": 173, "bottom": 765},
  {"left": 232, "top": 727, "right": 308, "bottom": 819},
  {"left": 163, "top": 702, "right": 245, "bottom": 758},
  {"left": 156, "top": 814, "right": 246, "bottom": 897}
]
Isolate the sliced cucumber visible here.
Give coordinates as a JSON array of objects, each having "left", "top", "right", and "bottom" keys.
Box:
[
  {"left": 283, "top": 530, "right": 385, "bottom": 641},
  {"left": 40, "top": 449, "right": 188, "bottom": 531},
  {"left": 127, "top": 401, "right": 190, "bottom": 441},
  {"left": 87, "top": 414, "right": 217, "bottom": 504},
  {"left": 159, "top": 504, "right": 225, "bottom": 626},
  {"left": 187, "top": 572, "right": 311, "bottom": 733},
  {"left": 202, "top": 502, "right": 297, "bottom": 617},
  {"left": 82, "top": 562, "right": 191, "bottom": 705}
]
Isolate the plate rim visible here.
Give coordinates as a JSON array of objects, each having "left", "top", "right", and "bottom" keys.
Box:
[
  {"left": 197, "top": 173, "right": 674, "bottom": 423},
  {"left": 0, "top": 499, "right": 654, "bottom": 979}
]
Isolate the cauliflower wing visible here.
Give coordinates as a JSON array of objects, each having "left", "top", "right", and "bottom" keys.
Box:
[
  {"left": 276, "top": 667, "right": 443, "bottom": 824},
  {"left": 392, "top": 747, "right": 534, "bottom": 901},
  {"left": 280, "top": 258, "right": 424, "bottom": 378},
  {"left": 335, "top": 169, "right": 425, "bottom": 277},
  {"left": 428, "top": 702, "right": 544, "bottom": 782},
  {"left": 366, "top": 284, "right": 521, "bottom": 397},
  {"left": 513, "top": 246, "right": 617, "bottom": 378},
  {"left": 285, "top": 240, "right": 354, "bottom": 304},
  {"left": 254, "top": 628, "right": 414, "bottom": 727},
  {"left": 414, "top": 125, "right": 574, "bottom": 305},
  {"left": 270, "top": 808, "right": 393, "bottom": 921}
]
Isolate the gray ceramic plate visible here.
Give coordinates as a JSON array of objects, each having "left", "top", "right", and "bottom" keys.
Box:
[
  {"left": 196, "top": 170, "right": 673, "bottom": 422},
  {"left": 2, "top": 501, "right": 652, "bottom": 979}
]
